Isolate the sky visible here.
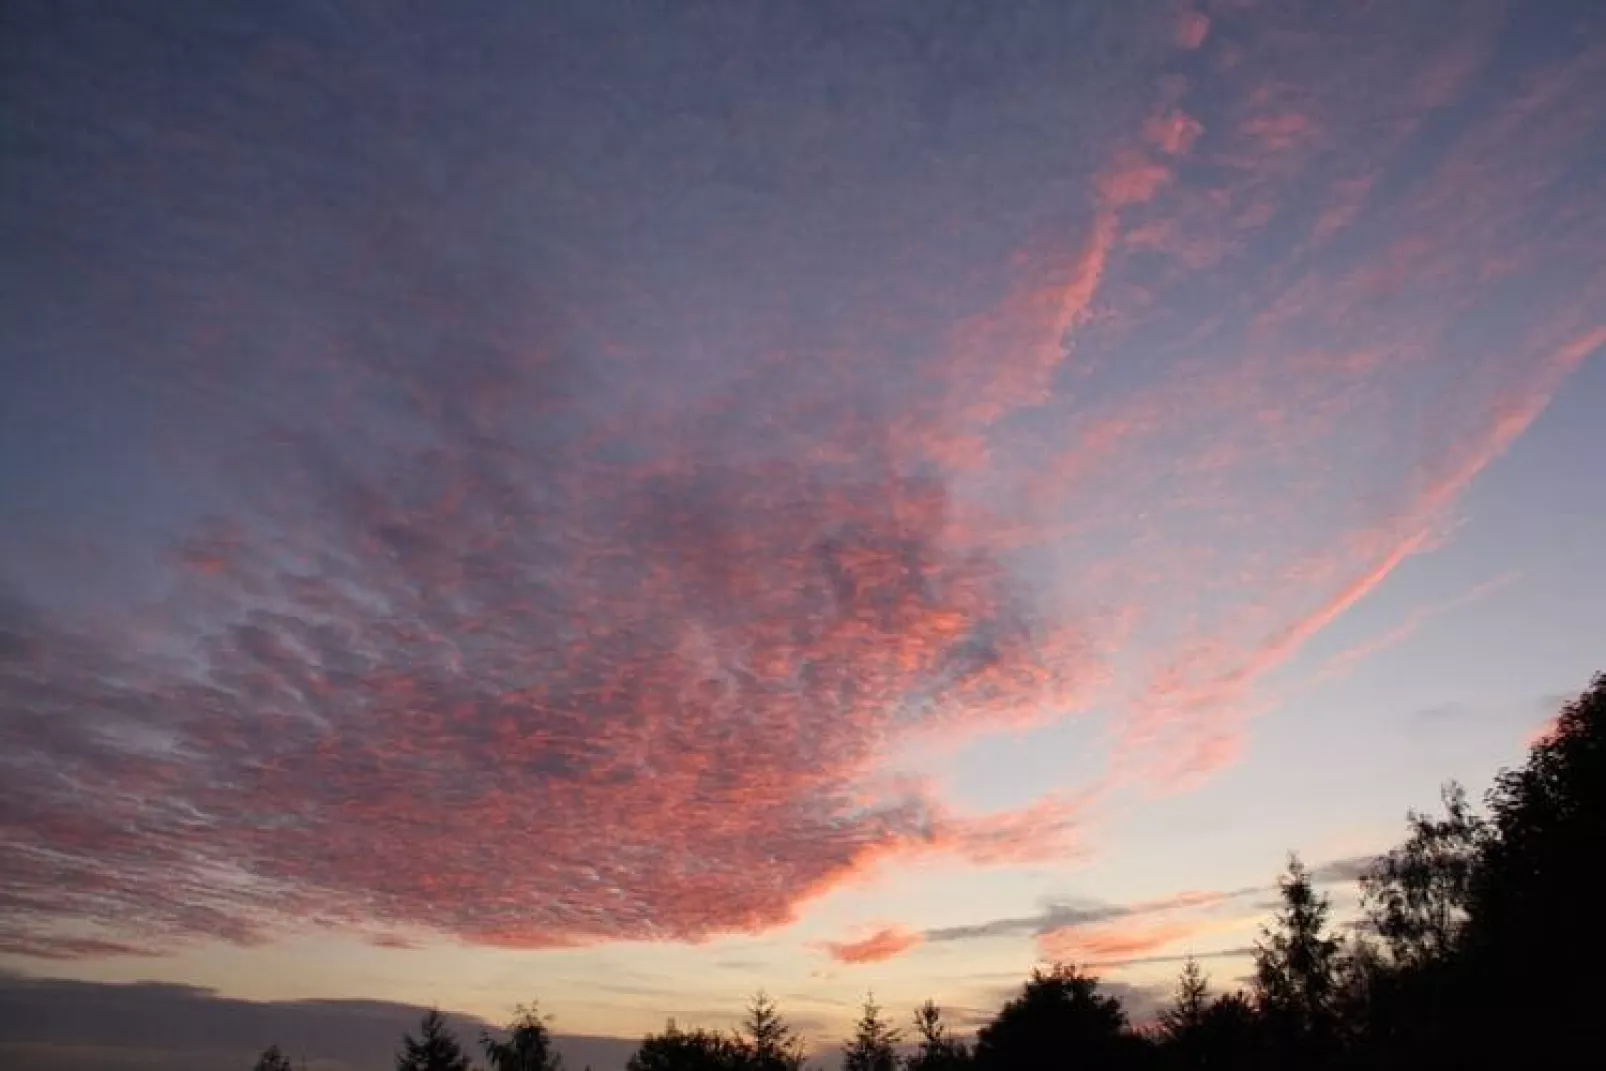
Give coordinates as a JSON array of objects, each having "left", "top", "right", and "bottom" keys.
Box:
[{"left": 2, "top": 0, "right": 1605, "bottom": 1068}]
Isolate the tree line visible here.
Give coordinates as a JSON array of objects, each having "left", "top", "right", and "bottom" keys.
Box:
[{"left": 254, "top": 672, "right": 1605, "bottom": 1071}]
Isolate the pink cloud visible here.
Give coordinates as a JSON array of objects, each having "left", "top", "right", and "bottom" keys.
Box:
[
  {"left": 936, "top": 793, "right": 1089, "bottom": 867},
  {"left": 7, "top": 311, "right": 1592, "bottom": 961},
  {"left": 1175, "top": 10, "right": 1211, "bottom": 51},
  {"left": 1039, "top": 918, "right": 1201, "bottom": 962},
  {"left": 822, "top": 926, "right": 924, "bottom": 965},
  {"left": 1030, "top": 888, "right": 1246, "bottom": 963},
  {"left": 1143, "top": 110, "right": 1205, "bottom": 156},
  {"left": 930, "top": 146, "right": 1175, "bottom": 441},
  {"left": 1097, "top": 152, "right": 1173, "bottom": 209},
  {"left": 5, "top": 6, "right": 1603, "bottom": 964}
]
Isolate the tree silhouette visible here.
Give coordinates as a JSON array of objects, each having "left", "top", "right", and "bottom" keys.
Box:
[
  {"left": 843, "top": 994, "right": 900, "bottom": 1071},
  {"left": 1332, "top": 784, "right": 1488, "bottom": 1069},
  {"left": 629, "top": 1021, "right": 746, "bottom": 1071},
  {"left": 253, "top": 1044, "right": 295, "bottom": 1071},
  {"left": 1253, "top": 856, "right": 1341, "bottom": 1064},
  {"left": 397, "top": 1009, "right": 473, "bottom": 1071},
  {"left": 1471, "top": 674, "right": 1605, "bottom": 948},
  {"left": 738, "top": 992, "right": 805, "bottom": 1071},
  {"left": 973, "top": 964, "right": 1135, "bottom": 1071},
  {"left": 1155, "top": 960, "right": 1265, "bottom": 1069},
  {"left": 905, "top": 1001, "right": 968, "bottom": 1071},
  {"left": 1158, "top": 956, "right": 1209, "bottom": 1043},
  {"left": 1191, "top": 994, "right": 1259, "bottom": 1069},
  {"left": 1463, "top": 673, "right": 1606, "bottom": 1062},
  {"left": 484, "top": 1003, "right": 562, "bottom": 1071},
  {"left": 1361, "top": 781, "right": 1486, "bottom": 967}
]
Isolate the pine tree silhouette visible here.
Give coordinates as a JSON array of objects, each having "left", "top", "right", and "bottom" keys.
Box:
[
  {"left": 843, "top": 994, "right": 900, "bottom": 1071},
  {"left": 738, "top": 993, "right": 804, "bottom": 1071},
  {"left": 396, "top": 1009, "right": 472, "bottom": 1071},
  {"left": 905, "top": 1001, "right": 968, "bottom": 1071},
  {"left": 1159, "top": 956, "right": 1209, "bottom": 1043}
]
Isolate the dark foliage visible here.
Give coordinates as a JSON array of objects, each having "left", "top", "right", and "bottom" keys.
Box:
[
  {"left": 1252, "top": 855, "right": 1341, "bottom": 1064},
  {"left": 1158, "top": 978, "right": 1260, "bottom": 1071},
  {"left": 253, "top": 1044, "right": 295, "bottom": 1071},
  {"left": 628, "top": 1022, "right": 748, "bottom": 1071},
  {"left": 1157, "top": 957, "right": 1208, "bottom": 1045},
  {"left": 974, "top": 965, "right": 1143, "bottom": 1071},
  {"left": 1189, "top": 994, "right": 1258, "bottom": 1069},
  {"left": 623, "top": 995, "right": 807, "bottom": 1071},
  {"left": 1360, "top": 783, "right": 1486, "bottom": 966},
  {"left": 485, "top": 1004, "right": 563, "bottom": 1071},
  {"left": 843, "top": 995, "right": 900, "bottom": 1071},
  {"left": 741, "top": 992, "right": 807, "bottom": 1071},
  {"left": 397, "top": 1009, "right": 473, "bottom": 1071},
  {"left": 1460, "top": 673, "right": 1606, "bottom": 1063},
  {"left": 1157, "top": 958, "right": 1231, "bottom": 1068},
  {"left": 905, "top": 1001, "right": 969, "bottom": 1071}
]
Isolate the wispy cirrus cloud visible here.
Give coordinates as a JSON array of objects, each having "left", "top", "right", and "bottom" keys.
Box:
[
  {"left": 1312, "top": 572, "right": 1519, "bottom": 682},
  {"left": 1039, "top": 918, "right": 1214, "bottom": 963}
]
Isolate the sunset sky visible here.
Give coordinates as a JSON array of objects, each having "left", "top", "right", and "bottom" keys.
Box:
[{"left": 3, "top": 1, "right": 1605, "bottom": 1067}]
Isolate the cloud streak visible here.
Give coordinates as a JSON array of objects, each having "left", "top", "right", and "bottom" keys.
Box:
[
  {"left": 1039, "top": 918, "right": 1210, "bottom": 963},
  {"left": 919, "top": 862, "right": 1379, "bottom": 963},
  {"left": 924, "top": 888, "right": 1252, "bottom": 948}
]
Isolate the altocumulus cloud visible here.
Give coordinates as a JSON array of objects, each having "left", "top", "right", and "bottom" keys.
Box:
[{"left": 3, "top": 0, "right": 1605, "bottom": 962}]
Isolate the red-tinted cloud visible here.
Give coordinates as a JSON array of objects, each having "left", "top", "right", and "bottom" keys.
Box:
[
  {"left": 821, "top": 926, "right": 924, "bottom": 965},
  {"left": 1144, "top": 110, "right": 1204, "bottom": 156},
  {"left": 1174, "top": 10, "right": 1210, "bottom": 51},
  {"left": 937, "top": 794, "right": 1088, "bottom": 867},
  {"left": 0, "top": 355, "right": 1101, "bottom": 955},
  {"left": 3, "top": 1, "right": 1603, "bottom": 963},
  {"left": 1039, "top": 918, "right": 1203, "bottom": 962}
]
